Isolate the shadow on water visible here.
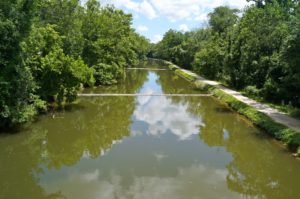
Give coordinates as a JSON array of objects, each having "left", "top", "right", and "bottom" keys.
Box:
[
  {"left": 0, "top": 60, "right": 300, "bottom": 199},
  {"left": 214, "top": 107, "right": 233, "bottom": 113}
]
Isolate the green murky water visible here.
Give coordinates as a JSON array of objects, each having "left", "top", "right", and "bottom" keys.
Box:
[{"left": 1, "top": 60, "right": 300, "bottom": 199}]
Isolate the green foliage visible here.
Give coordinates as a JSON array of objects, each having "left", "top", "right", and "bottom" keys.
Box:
[
  {"left": 0, "top": 0, "right": 42, "bottom": 127},
  {"left": 152, "top": 30, "right": 185, "bottom": 63},
  {"left": 208, "top": 83, "right": 300, "bottom": 152},
  {"left": 0, "top": 66, "right": 44, "bottom": 127},
  {"left": 38, "top": 49, "right": 93, "bottom": 104},
  {"left": 22, "top": 25, "right": 94, "bottom": 105},
  {"left": 153, "top": 2, "right": 300, "bottom": 108},
  {"left": 193, "top": 36, "right": 226, "bottom": 79},
  {"left": 0, "top": 0, "right": 149, "bottom": 128},
  {"left": 39, "top": 0, "right": 84, "bottom": 56},
  {"left": 151, "top": 29, "right": 211, "bottom": 69},
  {"left": 92, "top": 63, "right": 121, "bottom": 85},
  {"left": 168, "top": 64, "right": 179, "bottom": 71},
  {"left": 130, "top": 32, "right": 151, "bottom": 60},
  {"left": 242, "top": 86, "right": 262, "bottom": 100},
  {"left": 174, "top": 69, "right": 197, "bottom": 82},
  {"left": 208, "top": 6, "right": 239, "bottom": 34},
  {"left": 165, "top": 51, "right": 300, "bottom": 154},
  {"left": 226, "top": 3, "right": 289, "bottom": 89},
  {"left": 81, "top": 0, "right": 146, "bottom": 84},
  {"left": 275, "top": 7, "right": 300, "bottom": 106}
]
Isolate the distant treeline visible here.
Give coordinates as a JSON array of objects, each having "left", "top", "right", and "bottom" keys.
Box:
[
  {"left": 0, "top": 0, "right": 150, "bottom": 127},
  {"left": 150, "top": 0, "right": 300, "bottom": 108}
]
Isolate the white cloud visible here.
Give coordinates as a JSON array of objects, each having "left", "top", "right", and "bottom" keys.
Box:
[
  {"left": 150, "top": 0, "right": 249, "bottom": 21},
  {"left": 195, "top": 13, "right": 208, "bottom": 22},
  {"left": 151, "top": 34, "right": 162, "bottom": 44},
  {"left": 139, "top": 0, "right": 157, "bottom": 19},
  {"left": 150, "top": 0, "right": 200, "bottom": 21},
  {"left": 101, "top": 0, "right": 157, "bottom": 19},
  {"left": 137, "top": 25, "right": 149, "bottom": 32},
  {"left": 179, "top": 24, "right": 189, "bottom": 32}
]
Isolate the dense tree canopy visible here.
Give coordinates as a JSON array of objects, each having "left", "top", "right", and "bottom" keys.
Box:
[
  {"left": 152, "top": 2, "right": 300, "bottom": 107},
  {"left": 0, "top": 0, "right": 150, "bottom": 128},
  {"left": 0, "top": 0, "right": 41, "bottom": 127},
  {"left": 208, "top": 6, "right": 239, "bottom": 34}
]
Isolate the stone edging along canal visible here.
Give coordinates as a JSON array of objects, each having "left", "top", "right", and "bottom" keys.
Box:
[{"left": 163, "top": 60, "right": 300, "bottom": 157}]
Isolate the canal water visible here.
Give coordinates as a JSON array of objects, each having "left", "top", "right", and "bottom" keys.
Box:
[{"left": 0, "top": 60, "right": 299, "bottom": 199}]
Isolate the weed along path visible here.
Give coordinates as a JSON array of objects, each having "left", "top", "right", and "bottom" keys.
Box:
[{"left": 1, "top": 60, "right": 300, "bottom": 199}]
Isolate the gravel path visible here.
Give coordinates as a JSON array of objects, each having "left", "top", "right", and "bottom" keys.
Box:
[{"left": 180, "top": 68, "right": 300, "bottom": 133}]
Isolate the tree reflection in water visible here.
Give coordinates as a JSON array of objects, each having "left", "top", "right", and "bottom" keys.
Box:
[{"left": 0, "top": 69, "right": 147, "bottom": 199}]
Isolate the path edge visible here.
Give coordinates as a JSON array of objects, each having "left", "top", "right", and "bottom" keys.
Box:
[{"left": 163, "top": 60, "right": 300, "bottom": 157}]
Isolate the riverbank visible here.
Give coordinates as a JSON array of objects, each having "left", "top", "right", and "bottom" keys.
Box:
[{"left": 164, "top": 60, "right": 300, "bottom": 157}]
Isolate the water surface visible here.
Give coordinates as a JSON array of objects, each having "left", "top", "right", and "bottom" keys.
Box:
[{"left": 1, "top": 60, "right": 300, "bottom": 199}]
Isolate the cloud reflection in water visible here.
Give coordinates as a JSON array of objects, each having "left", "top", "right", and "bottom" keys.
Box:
[
  {"left": 42, "top": 163, "right": 242, "bottom": 199},
  {"left": 133, "top": 91, "right": 204, "bottom": 140}
]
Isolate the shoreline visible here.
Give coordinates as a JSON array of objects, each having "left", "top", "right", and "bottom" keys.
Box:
[{"left": 161, "top": 59, "right": 300, "bottom": 157}]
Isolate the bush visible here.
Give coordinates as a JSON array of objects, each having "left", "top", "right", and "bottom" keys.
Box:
[
  {"left": 243, "top": 86, "right": 262, "bottom": 99},
  {"left": 93, "top": 63, "right": 123, "bottom": 85},
  {"left": 22, "top": 25, "right": 94, "bottom": 105}
]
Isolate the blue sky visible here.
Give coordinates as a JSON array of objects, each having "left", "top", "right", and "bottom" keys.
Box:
[{"left": 98, "top": 0, "right": 251, "bottom": 43}]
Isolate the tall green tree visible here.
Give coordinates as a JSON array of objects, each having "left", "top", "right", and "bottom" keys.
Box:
[
  {"left": 208, "top": 6, "right": 239, "bottom": 34},
  {"left": 226, "top": 4, "right": 289, "bottom": 89},
  {"left": 153, "top": 30, "right": 185, "bottom": 64},
  {"left": 21, "top": 25, "right": 94, "bottom": 104},
  {"left": 193, "top": 6, "right": 239, "bottom": 80},
  {"left": 39, "top": 0, "right": 84, "bottom": 57},
  {"left": 193, "top": 35, "right": 226, "bottom": 79},
  {"left": 0, "top": 0, "right": 150, "bottom": 128},
  {"left": 265, "top": 3, "right": 300, "bottom": 105},
  {"left": 82, "top": 0, "right": 139, "bottom": 84},
  {"left": 153, "top": 2, "right": 300, "bottom": 107},
  {"left": 0, "top": 0, "right": 42, "bottom": 127}
]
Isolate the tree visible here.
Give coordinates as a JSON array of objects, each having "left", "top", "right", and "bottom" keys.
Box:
[
  {"left": 193, "top": 6, "right": 239, "bottom": 80},
  {"left": 0, "top": 0, "right": 150, "bottom": 128},
  {"left": 208, "top": 6, "right": 239, "bottom": 34},
  {"left": 152, "top": 2, "right": 300, "bottom": 108},
  {"left": 0, "top": 0, "right": 42, "bottom": 127},
  {"left": 39, "top": 0, "right": 84, "bottom": 57},
  {"left": 22, "top": 25, "right": 94, "bottom": 105},
  {"left": 153, "top": 30, "right": 185, "bottom": 63},
  {"left": 193, "top": 36, "right": 226, "bottom": 80},
  {"left": 81, "top": 0, "right": 140, "bottom": 84},
  {"left": 247, "top": 0, "right": 295, "bottom": 8},
  {"left": 130, "top": 32, "right": 151, "bottom": 60},
  {"left": 265, "top": 4, "right": 300, "bottom": 106},
  {"left": 225, "top": 4, "right": 289, "bottom": 89}
]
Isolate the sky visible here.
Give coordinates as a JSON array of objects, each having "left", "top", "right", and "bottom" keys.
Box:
[{"left": 97, "top": 0, "right": 251, "bottom": 43}]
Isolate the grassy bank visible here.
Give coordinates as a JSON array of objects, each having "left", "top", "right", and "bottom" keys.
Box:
[{"left": 164, "top": 60, "right": 300, "bottom": 157}]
